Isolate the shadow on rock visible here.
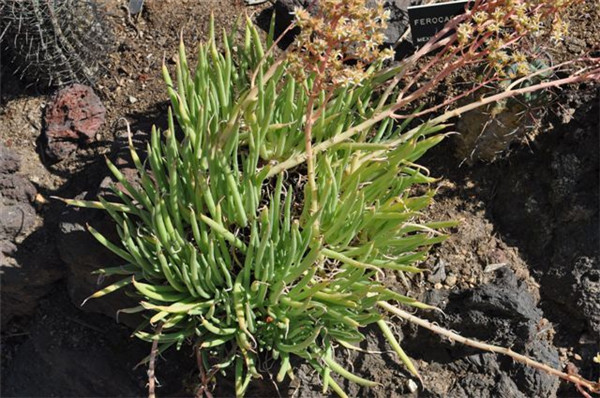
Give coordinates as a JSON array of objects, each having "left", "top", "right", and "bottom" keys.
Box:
[
  {"left": 489, "top": 94, "right": 600, "bottom": 392},
  {"left": 403, "top": 268, "right": 560, "bottom": 398},
  {"left": 1, "top": 286, "right": 196, "bottom": 397},
  {"left": 1, "top": 143, "right": 64, "bottom": 326},
  {"left": 54, "top": 110, "right": 168, "bottom": 326},
  {"left": 1, "top": 96, "right": 207, "bottom": 397},
  {"left": 491, "top": 98, "right": 599, "bottom": 334},
  {"left": 419, "top": 88, "right": 599, "bottom": 394}
]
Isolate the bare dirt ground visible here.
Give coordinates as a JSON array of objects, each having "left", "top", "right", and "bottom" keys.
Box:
[{"left": 1, "top": 1, "right": 598, "bottom": 397}]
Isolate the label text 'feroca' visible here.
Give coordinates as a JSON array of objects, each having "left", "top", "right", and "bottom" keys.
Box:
[{"left": 413, "top": 16, "right": 454, "bottom": 26}]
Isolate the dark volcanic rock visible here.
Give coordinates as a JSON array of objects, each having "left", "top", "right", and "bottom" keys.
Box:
[
  {"left": 1, "top": 230, "right": 64, "bottom": 325},
  {"left": 403, "top": 268, "right": 560, "bottom": 398},
  {"left": 443, "top": 268, "right": 540, "bottom": 344},
  {"left": 56, "top": 131, "right": 147, "bottom": 325},
  {"left": 285, "top": 268, "right": 560, "bottom": 398},
  {"left": 57, "top": 196, "right": 139, "bottom": 326},
  {"left": 2, "top": 289, "right": 143, "bottom": 397},
  {"left": 43, "top": 84, "right": 106, "bottom": 161},
  {"left": 0, "top": 144, "right": 63, "bottom": 325},
  {"left": 2, "top": 288, "right": 199, "bottom": 397},
  {"left": 492, "top": 97, "right": 599, "bottom": 352}
]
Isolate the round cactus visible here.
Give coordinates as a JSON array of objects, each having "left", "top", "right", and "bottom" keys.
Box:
[{"left": 0, "top": 0, "right": 113, "bottom": 87}]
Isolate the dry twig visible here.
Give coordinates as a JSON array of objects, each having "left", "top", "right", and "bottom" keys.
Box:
[
  {"left": 378, "top": 301, "right": 600, "bottom": 395},
  {"left": 148, "top": 323, "right": 163, "bottom": 398}
]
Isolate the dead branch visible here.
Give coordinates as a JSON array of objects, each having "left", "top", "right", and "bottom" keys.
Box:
[{"left": 378, "top": 301, "right": 600, "bottom": 395}]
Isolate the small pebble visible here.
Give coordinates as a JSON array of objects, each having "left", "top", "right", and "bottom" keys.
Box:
[
  {"left": 484, "top": 263, "right": 507, "bottom": 273},
  {"left": 35, "top": 193, "right": 48, "bottom": 205},
  {"left": 559, "top": 347, "right": 568, "bottom": 356},
  {"left": 434, "top": 283, "right": 443, "bottom": 290},
  {"left": 445, "top": 274, "right": 457, "bottom": 287},
  {"left": 128, "top": 96, "right": 138, "bottom": 104},
  {"left": 407, "top": 379, "right": 418, "bottom": 393},
  {"left": 427, "top": 258, "right": 447, "bottom": 284},
  {"left": 573, "top": 353, "right": 582, "bottom": 361}
]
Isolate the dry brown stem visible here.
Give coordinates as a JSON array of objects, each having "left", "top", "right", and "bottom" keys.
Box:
[
  {"left": 378, "top": 301, "right": 600, "bottom": 395},
  {"left": 148, "top": 323, "right": 163, "bottom": 398}
]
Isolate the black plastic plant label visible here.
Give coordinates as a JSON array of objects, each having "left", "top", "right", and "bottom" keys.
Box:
[{"left": 408, "top": 0, "right": 469, "bottom": 47}]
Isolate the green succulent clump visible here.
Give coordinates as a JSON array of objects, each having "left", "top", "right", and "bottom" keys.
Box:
[{"left": 67, "top": 16, "right": 454, "bottom": 398}]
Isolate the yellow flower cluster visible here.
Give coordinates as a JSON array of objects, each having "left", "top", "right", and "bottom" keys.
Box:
[
  {"left": 287, "top": 0, "right": 394, "bottom": 87},
  {"left": 455, "top": 0, "right": 578, "bottom": 78},
  {"left": 550, "top": 16, "right": 569, "bottom": 43}
]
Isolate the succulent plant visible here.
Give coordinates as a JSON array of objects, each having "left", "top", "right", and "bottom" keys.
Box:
[{"left": 63, "top": 13, "right": 452, "bottom": 397}]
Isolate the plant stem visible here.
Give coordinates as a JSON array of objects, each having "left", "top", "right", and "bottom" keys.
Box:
[
  {"left": 377, "top": 301, "right": 600, "bottom": 394},
  {"left": 266, "top": 106, "right": 395, "bottom": 178},
  {"left": 428, "top": 68, "right": 599, "bottom": 125},
  {"left": 148, "top": 323, "right": 163, "bottom": 398},
  {"left": 304, "top": 91, "right": 319, "bottom": 223}
]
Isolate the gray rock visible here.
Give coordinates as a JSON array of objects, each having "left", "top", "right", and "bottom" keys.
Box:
[
  {"left": 0, "top": 145, "right": 38, "bottom": 241},
  {"left": 375, "top": 0, "right": 415, "bottom": 45},
  {"left": 0, "top": 240, "right": 17, "bottom": 258},
  {"left": 427, "top": 258, "right": 447, "bottom": 283},
  {"left": 0, "top": 143, "right": 21, "bottom": 174},
  {"left": 0, "top": 173, "right": 37, "bottom": 205},
  {"left": 0, "top": 204, "right": 37, "bottom": 240}
]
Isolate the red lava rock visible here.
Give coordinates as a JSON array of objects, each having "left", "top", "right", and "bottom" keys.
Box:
[{"left": 43, "top": 84, "right": 106, "bottom": 162}]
